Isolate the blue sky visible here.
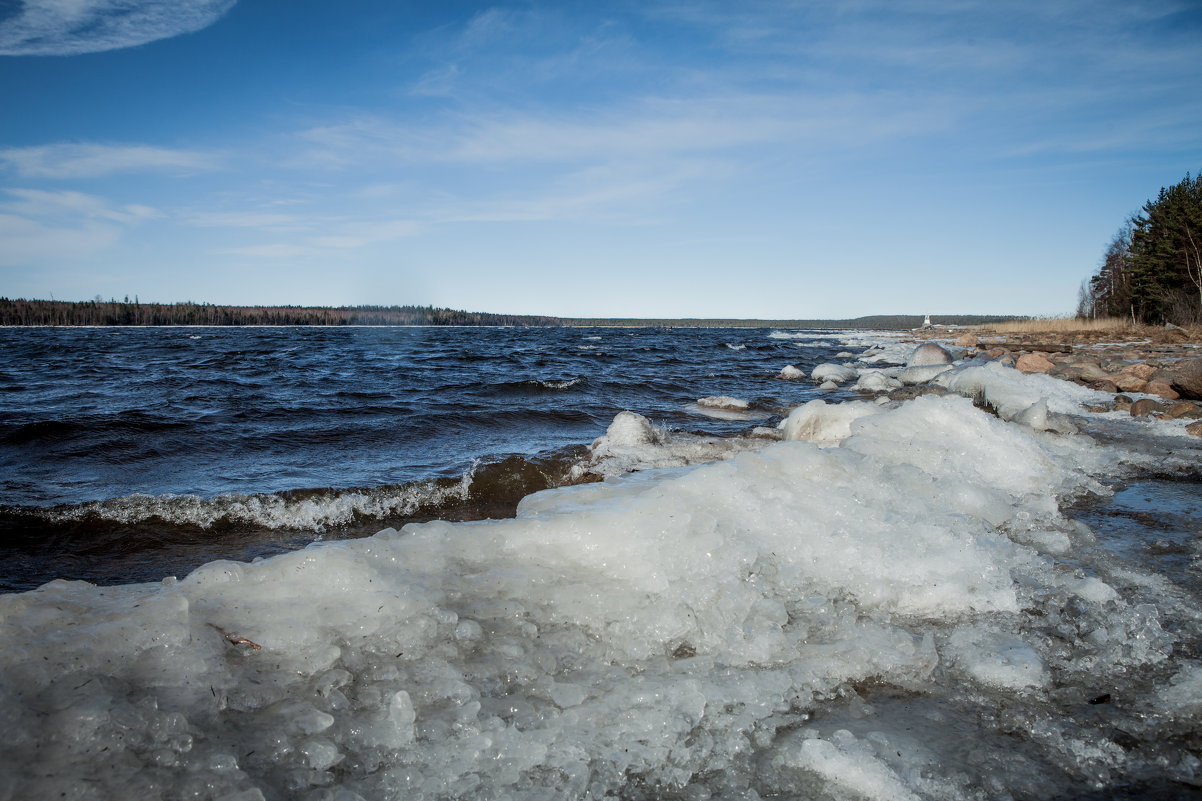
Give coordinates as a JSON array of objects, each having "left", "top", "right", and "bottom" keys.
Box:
[{"left": 1, "top": 0, "right": 1200, "bottom": 319}]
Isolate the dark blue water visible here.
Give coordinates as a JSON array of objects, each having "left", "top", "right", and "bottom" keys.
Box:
[{"left": 0, "top": 326, "right": 857, "bottom": 589}]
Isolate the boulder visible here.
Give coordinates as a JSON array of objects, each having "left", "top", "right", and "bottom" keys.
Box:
[
  {"left": 1114, "top": 375, "right": 1148, "bottom": 393},
  {"left": 1015, "top": 353, "right": 1055, "bottom": 374},
  {"left": 1167, "top": 402, "right": 1202, "bottom": 420},
  {"left": 1076, "top": 362, "right": 1110, "bottom": 383},
  {"left": 1169, "top": 358, "right": 1202, "bottom": 400},
  {"left": 954, "top": 333, "right": 980, "bottom": 349},
  {"left": 1121, "top": 362, "right": 1158, "bottom": 380},
  {"left": 1144, "top": 380, "right": 1180, "bottom": 400},
  {"left": 1187, "top": 420, "right": 1202, "bottom": 438},
  {"left": 1130, "top": 398, "right": 1167, "bottom": 417},
  {"left": 907, "top": 343, "right": 953, "bottom": 366},
  {"left": 1087, "top": 379, "right": 1119, "bottom": 393}
]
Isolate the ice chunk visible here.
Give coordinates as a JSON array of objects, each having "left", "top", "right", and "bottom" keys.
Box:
[
  {"left": 776, "top": 731, "right": 922, "bottom": 801},
  {"left": 778, "top": 399, "right": 883, "bottom": 446},
  {"left": 811, "top": 363, "right": 858, "bottom": 384},
  {"left": 778, "top": 364, "right": 805, "bottom": 379},
  {"left": 947, "top": 626, "right": 1049, "bottom": 691},
  {"left": 907, "top": 343, "right": 953, "bottom": 366}
]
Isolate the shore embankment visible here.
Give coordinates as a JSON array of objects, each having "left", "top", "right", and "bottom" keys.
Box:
[{"left": 906, "top": 325, "right": 1202, "bottom": 433}]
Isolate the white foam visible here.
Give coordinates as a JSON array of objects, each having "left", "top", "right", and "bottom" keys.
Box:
[{"left": 45, "top": 473, "right": 476, "bottom": 531}]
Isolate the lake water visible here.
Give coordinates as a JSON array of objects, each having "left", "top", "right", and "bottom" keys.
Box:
[{"left": 1, "top": 325, "right": 1201, "bottom": 801}]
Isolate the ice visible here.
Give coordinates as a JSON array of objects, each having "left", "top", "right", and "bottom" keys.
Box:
[
  {"left": 777, "top": 364, "right": 804, "bottom": 379},
  {"left": 778, "top": 399, "right": 882, "bottom": 446},
  {"left": 946, "top": 626, "right": 1049, "bottom": 691},
  {"left": 3, "top": 372, "right": 1202, "bottom": 798},
  {"left": 775, "top": 731, "right": 923, "bottom": 801},
  {"left": 687, "top": 396, "right": 767, "bottom": 421},
  {"left": 811, "top": 363, "right": 858, "bottom": 384},
  {"left": 907, "top": 343, "right": 953, "bottom": 366}
]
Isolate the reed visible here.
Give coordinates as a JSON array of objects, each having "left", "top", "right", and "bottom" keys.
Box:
[{"left": 975, "top": 317, "right": 1136, "bottom": 334}]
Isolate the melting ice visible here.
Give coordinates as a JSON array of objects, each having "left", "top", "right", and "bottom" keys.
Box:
[{"left": 2, "top": 345, "right": 1202, "bottom": 801}]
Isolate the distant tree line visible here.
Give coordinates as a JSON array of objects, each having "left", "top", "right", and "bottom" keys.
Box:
[
  {"left": 558, "top": 315, "right": 1020, "bottom": 329},
  {"left": 0, "top": 298, "right": 561, "bottom": 327},
  {"left": 1080, "top": 172, "right": 1202, "bottom": 325},
  {"left": 0, "top": 298, "right": 1022, "bottom": 329}
]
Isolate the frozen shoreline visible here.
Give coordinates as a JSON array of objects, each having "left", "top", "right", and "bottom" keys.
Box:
[{"left": 2, "top": 336, "right": 1202, "bottom": 801}]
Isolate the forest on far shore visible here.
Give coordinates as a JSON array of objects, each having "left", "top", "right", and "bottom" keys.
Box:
[{"left": 0, "top": 298, "right": 1018, "bottom": 330}]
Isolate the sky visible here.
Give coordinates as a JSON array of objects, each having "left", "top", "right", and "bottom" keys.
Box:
[{"left": 1, "top": 1, "right": 1200, "bottom": 319}]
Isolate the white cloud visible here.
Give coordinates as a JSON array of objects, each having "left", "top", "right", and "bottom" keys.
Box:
[
  {"left": 0, "top": 0, "right": 236, "bottom": 56},
  {"left": 0, "top": 188, "right": 160, "bottom": 265},
  {"left": 219, "top": 243, "right": 312, "bottom": 259},
  {"left": 309, "top": 219, "right": 420, "bottom": 249},
  {"left": 0, "top": 213, "right": 119, "bottom": 265},
  {"left": 186, "top": 211, "right": 298, "bottom": 228},
  {"left": 2, "top": 187, "right": 161, "bottom": 223},
  {"left": 0, "top": 142, "right": 219, "bottom": 178}
]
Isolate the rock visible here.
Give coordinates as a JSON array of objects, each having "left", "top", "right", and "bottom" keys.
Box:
[
  {"left": 1169, "top": 358, "right": 1202, "bottom": 400},
  {"left": 1153, "top": 328, "right": 1190, "bottom": 344},
  {"left": 1016, "top": 353, "right": 1055, "bottom": 374},
  {"left": 1144, "top": 380, "right": 1180, "bottom": 400},
  {"left": 955, "top": 334, "right": 980, "bottom": 348},
  {"left": 1087, "top": 379, "right": 1119, "bottom": 393},
  {"left": 907, "top": 343, "right": 953, "bottom": 366},
  {"left": 1121, "top": 362, "right": 1158, "bottom": 380},
  {"left": 1130, "top": 398, "right": 1167, "bottom": 417},
  {"left": 1076, "top": 362, "right": 1111, "bottom": 383},
  {"left": 887, "top": 385, "right": 949, "bottom": 401},
  {"left": 1167, "top": 402, "right": 1202, "bottom": 420},
  {"left": 1114, "top": 375, "right": 1148, "bottom": 393},
  {"left": 985, "top": 347, "right": 1009, "bottom": 359},
  {"left": 1187, "top": 420, "right": 1202, "bottom": 438}
]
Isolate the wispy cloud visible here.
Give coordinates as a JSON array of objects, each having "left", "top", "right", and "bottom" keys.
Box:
[
  {"left": 0, "top": 188, "right": 157, "bottom": 265},
  {"left": 210, "top": 214, "right": 421, "bottom": 259},
  {"left": 2, "top": 187, "right": 160, "bottom": 223},
  {"left": 0, "top": 142, "right": 219, "bottom": 178},
  {"left": 0, "top": 0, "right": 236, "bottom": 57},
  {"left": 0, "top": 213, "right": 119, "bottom": 266}
]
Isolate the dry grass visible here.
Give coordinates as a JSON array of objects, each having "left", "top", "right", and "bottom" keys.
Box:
[{"left": 975, "top": 317, "right": 1136, "bottom": 335}]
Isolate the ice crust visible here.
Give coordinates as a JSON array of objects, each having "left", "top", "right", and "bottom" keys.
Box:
[{"left": 2, "top": 353, "right": 1200, "bottom": 800}]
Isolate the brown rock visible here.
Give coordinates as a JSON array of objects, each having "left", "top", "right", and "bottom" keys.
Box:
[
  {"left": 1144, "top": 380, "right": 1180, "bottom": 400},
  {"left": 955, "top": 333, "right": 979, "bottom": 349},
  {"left": 1187, "top": 420, "right": 1202, "bottom": 438},
  {"left": 1169, "top": 358, "right": 1202, "bottom": 400},
  {"left": 1167, "top": 402, "right": 1202, "bottom": 420},
  {"left": 1087, "top": 379, "right": 1119, "bottom": 393},
  {"left": 1016, "top": 352, "right": 1055, "bottom": 374},
  {"left": 1121, "top": 362, "right": 1158, "bottom": 380},
  {"left": 1130, "top": 398, "right": 1167, "bottom": 417},
  {"left": 1114, "top": 375, "right": 1148, "bottom": 393}
]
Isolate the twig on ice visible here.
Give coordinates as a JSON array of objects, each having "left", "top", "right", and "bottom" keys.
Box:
[{"left": 208, "top": 622, "right": 262, "bottom": 650}]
